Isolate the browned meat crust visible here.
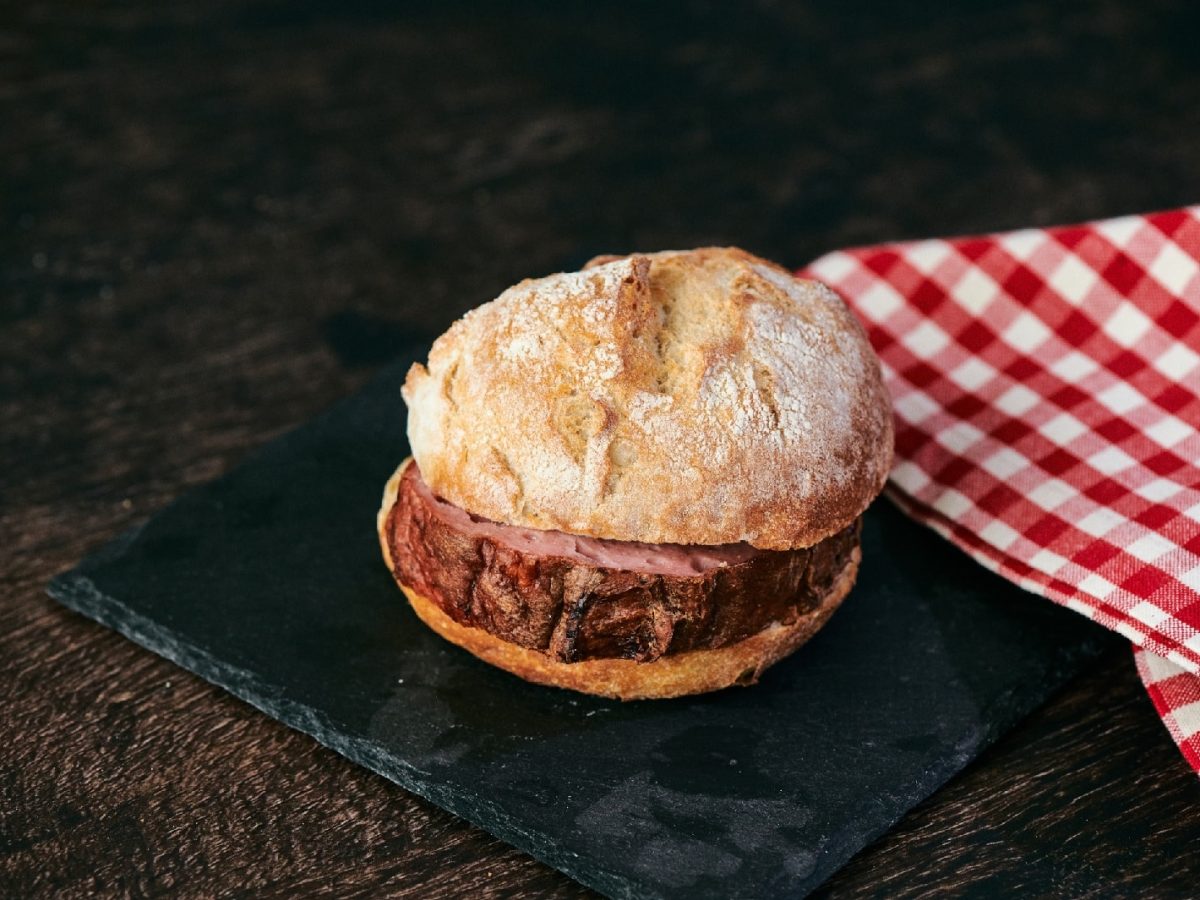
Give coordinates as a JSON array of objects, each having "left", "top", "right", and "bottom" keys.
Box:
[{"left": 383, "top": 461, "right": 860, "bottom": 664}]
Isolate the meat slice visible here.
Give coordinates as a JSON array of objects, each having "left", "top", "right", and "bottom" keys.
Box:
[{"left": 384, "top": 462, "right": 859, "bottom": 664}]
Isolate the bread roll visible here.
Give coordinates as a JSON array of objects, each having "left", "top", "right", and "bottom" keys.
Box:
[
  {"left": 402, "top": 248, "right": 892, "bottom": 550},
  {"left": 381, "top": 248, "right": 894, "bottom": 698}
]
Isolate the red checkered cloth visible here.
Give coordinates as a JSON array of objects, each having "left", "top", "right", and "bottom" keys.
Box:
[{"left": 799, "top": 206, "right": 1200, "bottom": 773}]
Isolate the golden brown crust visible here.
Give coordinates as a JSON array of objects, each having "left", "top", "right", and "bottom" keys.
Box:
[
  {"left": 396, "top": 549, "right": 858, "bottom": 700},
  {"left": 402, "top": 247, "right": 893, "bottom": 551},
  {"left": 377, "top": 462, "right": 403, "bottom": 572}
]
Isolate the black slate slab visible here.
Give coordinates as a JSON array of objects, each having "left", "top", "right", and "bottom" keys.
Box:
[{"left": 48, "top": 346, "right": 1116, "bottom": 899}]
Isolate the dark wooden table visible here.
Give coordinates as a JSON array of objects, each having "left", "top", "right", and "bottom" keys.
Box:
[{"left": 5, "top": 2, "right": 1200, "bottom": 896}]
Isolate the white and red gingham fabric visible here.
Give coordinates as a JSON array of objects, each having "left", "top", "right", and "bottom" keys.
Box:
[{"left": 799, "top": 206, "right": 1200, "bottom": 772}]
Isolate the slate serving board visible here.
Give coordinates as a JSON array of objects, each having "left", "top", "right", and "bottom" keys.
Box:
[{"left": 48, "top": 346, "right": 1116, "bottom": 899}]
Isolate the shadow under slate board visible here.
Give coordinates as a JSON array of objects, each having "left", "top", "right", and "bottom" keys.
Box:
[{"left": 48, "top": 345, "right": 1116, "bottom": 899}]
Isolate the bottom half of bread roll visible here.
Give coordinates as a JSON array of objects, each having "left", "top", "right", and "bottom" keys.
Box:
[{"left": 378, "top": 459, "right": 861, "bottom": 700}]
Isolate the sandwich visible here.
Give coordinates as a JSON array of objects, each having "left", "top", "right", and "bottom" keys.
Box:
[{"left": 378, "top": 248, "right": 893, "bottom": 699}]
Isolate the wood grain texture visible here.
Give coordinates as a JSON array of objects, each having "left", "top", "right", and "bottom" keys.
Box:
[{"left": 3, "top": 0, "right": 1200, "bottom": 896}]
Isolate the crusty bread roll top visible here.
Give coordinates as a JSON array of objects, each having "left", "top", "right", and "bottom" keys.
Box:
[{"left": 402, "top": 247, "right": 893, "bottom": 550}]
